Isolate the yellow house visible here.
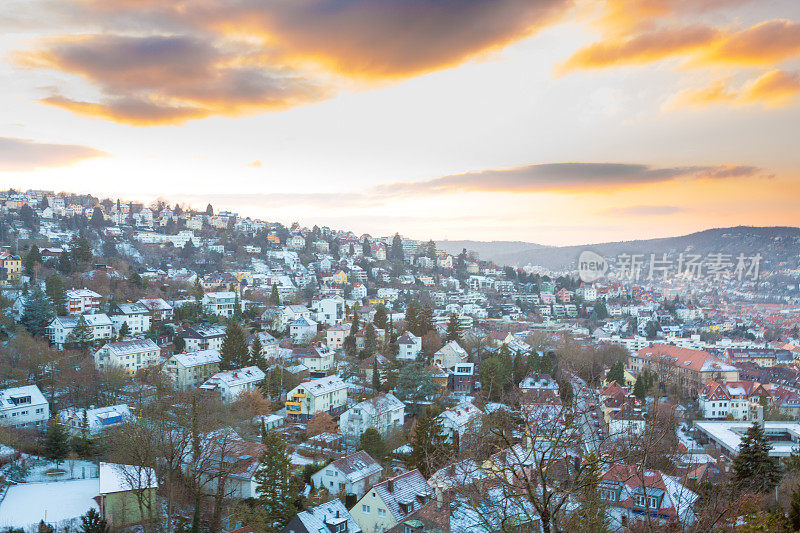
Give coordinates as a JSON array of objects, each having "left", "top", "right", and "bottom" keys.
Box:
[
  {"left": 0, "top": 252, "right": 21, "bottom": 282},
  {"left": 331, "top": 270, "right": 348, "bottom": 285},
  {"left": 349, "top": 470, "right": 432, "bottom": 533}
]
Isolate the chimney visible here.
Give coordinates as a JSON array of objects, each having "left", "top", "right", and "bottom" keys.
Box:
[{"left": 387, "top": 479, "right": 394, "bottom": 492}]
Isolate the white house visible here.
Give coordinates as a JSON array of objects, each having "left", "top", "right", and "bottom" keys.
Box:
[
  {"left": 179, "top": 325, "right": 226, "bottom": 352},
  {"left": 164, "top": 350, "right": 222, "bottom": 390},
  {"left": 293, "top": 344, "right": 334, "bottom": 374},
  {"left": 0, "top": 384, "right": 49, "bottom": 428},
  {"left": 439, "top": 401, "right": 483, "bottom": 449},
  {"left": 326, "top": 323, "right": 351, "bottom": 351},
  {"left": 433, "top": 340, "right": 469, "bottom": 369},
  {"left": 310, "top": 450, "right": 383, "bottom": 499},
  {"left": 58, "top": 404, "right": 133, "bottom": 436},
  {"left": 202, "top": 292, "right": 241, "bottom": 318},
  {"left": 312, "top": 296, "right": 345, "bottom": 326},
  {"left": 339, "top": 394, "right": 405, "bottom": 447},
  {"left": 65, "top": 288, "right": 102, "bottom": 315},
  {"left": 200, "top": 366, "right": 265, "bottom": 402},
  {"left": 46, "top": 313, "right": 114, "bottom": 349},
  {"left": 396, "top": 332, "right": 422, "bottom": 361},
  {"left": 109, "top": 302, "right": 151, "bottom": 336},
  {"left": 290, "top": 316, "right": 318, "bottom": 345},
  {"left": 286, "top": 375, "right": 348, "bottom": 421},
  {"left": 94, "top": 338, "right": 161, "bottom": 376}
]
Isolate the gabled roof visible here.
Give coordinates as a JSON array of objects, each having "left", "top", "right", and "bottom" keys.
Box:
[
  {"left": 636, "top": 344, "right": 738, "bottom": 373},
  {"left": 102, "top": 338, "right": 159, "bottom": 356},
  {"left": 372, "top": 469, "right": 432, "bottom": 522},
  {"left": 327, "top": 450, "right": 383, "bottom": 483},
  {"left": 172, "top": 349, "right": 221, "bottom": 368},
  {"left": 296, "top": 500, "right": 361, "bottom": 533}
]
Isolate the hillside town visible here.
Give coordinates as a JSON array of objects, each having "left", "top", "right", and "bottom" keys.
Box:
[{"left": 1, "top": 189, "right": 800, "bottom": 532}]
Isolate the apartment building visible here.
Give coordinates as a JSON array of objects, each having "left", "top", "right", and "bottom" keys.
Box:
[
  {"left": 286, "top": 376, "right": 348, "bottom": 422},
  {"left": 94, "top": 338, "right": 161, "bottom": 376},
  {"left": 164, "top": 350, "right": 222, "bottom": 390}
]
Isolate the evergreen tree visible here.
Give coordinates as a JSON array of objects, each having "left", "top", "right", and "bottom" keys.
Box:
[
  {"left": 118, "top": 321, "right": 130, "bottom": 339},
  {"left": 404, "top": 300, "right": 421, "bottom": 336},
  {"left": 44, "top": 274, "right": 67, "bottom": 316},
  {"left": 21, "top": 286, "right": 54, "bottom": 337},
  {"left": 407, "top": 406, "right": 449, "bottom": 477},
  {"left": 632, "top": 376, "right": 646, "bottom": 400},
  {"left": 419, "top": 305, "right": 435, "bottom": 336},
  {"left": 350, "top": 304, "right": 360, "bottom": 334},
  {"left": 233, "top": 292, "right": 242, "bottom": 319},
  {"left": 363, "top": 324, "right": 377, "bottom": 357},
  {"left": 23, "top": 245, "right": 42, "bottom": 276},
  {"left": 732, "top": 422, "right": 782, "bottom": 493},
  {"left": 67, "top": 316, "right": 93, "bottom": 353},
  {"left": 220, "top": 321, "right": 249, "bottom": 369},
  {"left": 90, "top": 207, "right": 105, "bottom": 228},
  {"left": 44, "top": 420, "right": 69, "bottom": 468},
  {"left": 70, "top": 235, "right": 92, "bottom": 264},
  {"left": 250, "top": 335, "right": 263, "bottom": 367},
  {"left": 79, "top": 508, "right": 108, "bottom": 533},
  {"left": 173, "top": 335, "right": 186, "bottom": 354},
  {"left": 206, "top": 204, "right": 214, "bottom": 215},
  {"left": 445, "top": 313, "right": 461, "bottom": 342},
  {"left": 101, "top": 238, "right": 116, "bottom": 258},
  {"left": 373, "top": 304, "right": 388, "bottom": 330},
  {"left": 391, "top": 233, "right": 404, "bottom": 262},
  {"left": 396, "top": 363, "right": 439, "bottom": 407},
  {"left": 789, "top": 485, "right": 800, "bottom": 531},
  {"left": 193, "top": 277, "right": 204, "bottom": 301},
  {"left": 343, "top": 335, "right": 357, "bottom": 357},
  {"left": 359, "top": 428, "right": 388, "bottom": 462},
  {"left": 606, "top": 360, "right": 625, "bottom": 385},
  {"left": 269, "top": 283, "right": 280, "bottom": 305},
  {"left": 58, "top": 251, "right": 72, "bottom": 274},
  {"left": 255, "top": 431, "right": 296, "bottom": 532},
  {"left": 371, "top": 358, "right": 382, "bottom": 392}
]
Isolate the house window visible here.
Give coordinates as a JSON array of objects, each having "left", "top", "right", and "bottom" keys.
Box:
[
  {"left": 362, "top": 505, "right": 370, "bottom": 513},
  {"left": 378, "top": 509, "right": 386, "bottom": 517}
]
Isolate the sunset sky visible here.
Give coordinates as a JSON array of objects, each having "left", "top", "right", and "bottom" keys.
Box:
[{"left": 1, "top": 0, "right": 799, "bottom": 245}]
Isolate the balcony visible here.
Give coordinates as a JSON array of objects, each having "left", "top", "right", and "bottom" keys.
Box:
[
  {"left": 286, "top": 409, "right": 302, "bottom": 416},
  {"left": 285, "top": 401, "right": 301, "bottom": 407},
  {"left": 292, "top": 393, "right": 307, "bottom": 398}
]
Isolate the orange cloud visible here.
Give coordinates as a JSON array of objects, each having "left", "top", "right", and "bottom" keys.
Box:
[
  {"left": 741, "top": 70, "right": 800, "bottom": 105},
  {"left": 17, "top": 0, "right": 576, "bottom": 124},
  {"left": 696, "top": 19, "right": 800, "bottom": 65},
  {"left": 669, "top": 70, "right": 800, "bottom": 109},
  {"left": 558, "top": 25, "right": 717, "bottom": 72},
  {"left": 0, "top": 136, "right": 106, "bottom": 171}
]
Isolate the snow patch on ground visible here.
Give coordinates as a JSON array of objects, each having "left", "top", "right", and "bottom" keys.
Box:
[{"left": 0, "top": 479, "right": 99, "bottom": 529}]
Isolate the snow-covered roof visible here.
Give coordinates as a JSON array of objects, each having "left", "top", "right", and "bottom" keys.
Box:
[
  {"left": 113, "top": 302, "right": 148, "bottom": 315},
  {"left": 0, "top": 384, "right": 47, "bottom": 411},
  {"left": 99, "top": 462, "right": 158, "bottom": 494},
  {"left": 297, "top": 375, "right": 347, "bottom": 397},
  {"left": 200, "top": 366, "right": 265, "bottom": 390},
  {"left": 327, "top": 450, "right": 383, "bottom": 483},
  {"left": 296, "top": 500, "right": 362, "bottom": 533},
  {"left": 172, "top": 349, "right": 221, "bottom": 368},
  {"left": 82, "top": 313, "right": 112, "bottom": 327},
  {"left": 103, "top": 338, "right": 159, "bottom": 356},
  {"left": 439, "top": 401, "right": 482, "bottom": 428}
]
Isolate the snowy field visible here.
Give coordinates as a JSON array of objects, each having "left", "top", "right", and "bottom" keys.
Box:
[{"left": 0, "top": 479, "right": 99, "bottom": 529}]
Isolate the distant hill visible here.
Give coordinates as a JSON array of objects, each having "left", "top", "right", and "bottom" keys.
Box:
[
  {"left": 435, "top": 240, "right": 549, "bottom": 261},
  {"left": 439, "top": 226, "right": 800, "bottom": 270}
]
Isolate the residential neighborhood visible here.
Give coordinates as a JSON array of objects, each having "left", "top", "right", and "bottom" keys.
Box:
[{"left": 0, "top": 189, "right": 800, "bottom": 532}]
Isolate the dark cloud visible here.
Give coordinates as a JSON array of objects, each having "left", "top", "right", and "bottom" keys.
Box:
[
  {"left": 20, "top": 34, "right": 329, "bottom": 125},
  {"left": 374, "top": 163, "right": 762, "bottom": 196},
  {"left": 0, "top": 137, "right": 106, "bottom": 171}
]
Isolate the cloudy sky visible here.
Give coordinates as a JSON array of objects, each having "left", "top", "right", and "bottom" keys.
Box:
[{"left": 1, "top": 0, "right": 798, "bottom": 245}]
